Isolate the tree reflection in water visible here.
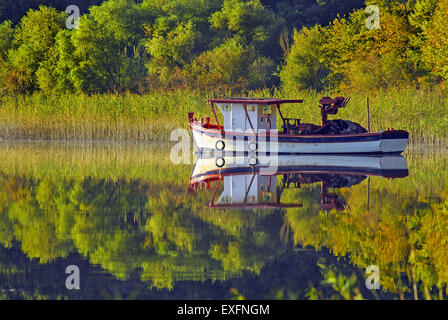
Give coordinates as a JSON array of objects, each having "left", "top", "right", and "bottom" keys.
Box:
[{"left": 0, "top": 143, "right": 447, "bottom": 299}]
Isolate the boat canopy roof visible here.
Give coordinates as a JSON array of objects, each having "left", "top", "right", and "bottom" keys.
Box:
[{"left": 208, "top": 97, "right": 303, "bottom": 105}]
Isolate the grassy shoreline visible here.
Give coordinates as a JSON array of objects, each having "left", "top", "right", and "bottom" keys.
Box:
[{"left": 0, "top": 88, "right": 447, "bottom": 143}]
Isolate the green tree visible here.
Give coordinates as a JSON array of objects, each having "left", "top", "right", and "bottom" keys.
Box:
[
  {"left": 0, "top": 0, "right": 105, "bottom": 24},
  {"left": 210, "top": 0, "right": 277, "bottom": 51},
  {"left": 6, "top": 6, "right": 65, "bottom": 94},
  {"left": 0, "top": 20, "right": 14, "bottom": 96},
  {"left": 0, "top": 20, "right": 13, "bottom": 60},
  {"left": 422, "top": 0, "right": 448, "bottom": 87},
  {"left": 145, "top": 18, "right": 199, "bottom": 86},
  {"left": 63, "top": 0, "right": 152, "bottom": 93},
  {"left": 409, "top": 0, "right": 438, "bottom": 33},
  {"left": 37, "top": 29, "right": 77, "bottom": 93},
  {"left": 279, "top": 26, "right": 329, "bottom": 92},
  {"left": 187, "top": 37, "right": 275, "bottom": 90},
  {"left": 262, "top": 0, "right": 365, "bottom": 30}
]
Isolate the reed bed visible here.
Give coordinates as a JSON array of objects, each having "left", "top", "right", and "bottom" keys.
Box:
[
  {"left": 0, "top": 87, "right": 447, "bottom": 143},
  {"left": 0, "top": 91, "right": 207, "bottom": 141},
  {"left": 0, "top": 141, "right": 192, "bottom": 184}
]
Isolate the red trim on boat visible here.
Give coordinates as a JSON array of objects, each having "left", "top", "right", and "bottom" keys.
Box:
[
  {"left": 209, "top": 203, "right": 303, "bottom": 209},
  {"left": 190, "top": 170, "right": 406, "bottom": 185},
  {"left": 188, "top": 113, "right": 409, "bottom": 143},
  {"left": 208, "top": 98, "right": 303, "bottom": 105},
  {"left": 190, "top": 118, "right": 389, "bottom": 139}
]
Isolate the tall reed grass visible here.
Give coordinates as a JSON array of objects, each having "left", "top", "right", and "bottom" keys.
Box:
[
  {"left": 0, "top": 140, "right": 191, "bottom": 184},
  {"left": 0, "top": 87, "right": 446, "bottom": 143},
  {"left": 0, "top": 91, "right": 207, "bottom": 141}
]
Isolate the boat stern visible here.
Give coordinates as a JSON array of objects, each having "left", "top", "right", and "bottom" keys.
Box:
[{"left": 380, "top": 130, "right": 409, "bottom": 153}]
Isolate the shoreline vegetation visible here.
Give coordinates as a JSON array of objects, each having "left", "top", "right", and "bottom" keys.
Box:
[
  {"left": 2, "top": 0, "right": 448, "bottom": 144},
  {"left": 0, "top": 87, "right": 447, "bottom": 143}
]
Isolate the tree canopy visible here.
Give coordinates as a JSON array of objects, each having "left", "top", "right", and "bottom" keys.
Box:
[{"left": 0, "top": 0, "right": 404, "bottom": 95}]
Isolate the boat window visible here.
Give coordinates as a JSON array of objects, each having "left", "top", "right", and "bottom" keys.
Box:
[{"left": 262, "top": 105, "right": 271, "bottom": 115}]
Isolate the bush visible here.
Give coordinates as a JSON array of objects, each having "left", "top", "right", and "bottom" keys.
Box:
[
  {"left": 279, "top": 26, "right": 329, "bottom": 92},
  {"left": 186, "top": 37, "right": 276, "bottom": 92},
  {"left": 5, "top": 6, "right": 65, "bottom": 94}
]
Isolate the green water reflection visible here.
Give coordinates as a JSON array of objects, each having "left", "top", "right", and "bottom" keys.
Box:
[{"left": 0, "top": 142, "right": 447, "bottom": 300}]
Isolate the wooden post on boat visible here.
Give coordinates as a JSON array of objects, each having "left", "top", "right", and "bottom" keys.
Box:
[
  {"left": 366, "top": 176, "right": 370, "bottom": 212},
  {"left": 321, "top": 105, "right": 327, "bottom": 126},
  {"left": 367, "top": 97, "right": 371, "bottom": 132},
  {"left": 209, "top": 100, "right": 224, "bottom": 136}
]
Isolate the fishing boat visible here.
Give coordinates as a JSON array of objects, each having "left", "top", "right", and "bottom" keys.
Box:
[
  {"left": 188, "top": 97, "right": 409, "bottom": 154},
  {"left": 189, "top": 154, "right": 408, "bottom": 210}
]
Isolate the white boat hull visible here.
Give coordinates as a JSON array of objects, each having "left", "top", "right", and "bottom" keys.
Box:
[
  {"left": 191, "top": 123, "right": 409, "bottom": 154},
  {"left": 190, "top": 154, "right": 409, "bottom": 183}
]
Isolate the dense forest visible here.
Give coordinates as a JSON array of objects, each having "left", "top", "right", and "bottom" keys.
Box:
[{"left": 0, "top": 0, "right": 446, "bottom": 96}]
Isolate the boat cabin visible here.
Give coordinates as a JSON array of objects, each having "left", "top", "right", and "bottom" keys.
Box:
[
  {"left": 215, "top": 98, "right": 279, "bottom": 132},
  {"left": 217, "top": 174, "right": 277, "bottom": 207},
  {"left": 205, "top": 97, "right": 351, "bottom": 135},
  {"left": 189, "top": 168, "right": 348, "bottom": 211},
  {"left": 208, "top": 97, "right": 304, "bottom": 134}
]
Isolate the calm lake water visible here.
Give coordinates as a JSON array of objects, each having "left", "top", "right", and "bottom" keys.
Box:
[{"left": 0, "top": 141, "right": 447, "bottom": 300}]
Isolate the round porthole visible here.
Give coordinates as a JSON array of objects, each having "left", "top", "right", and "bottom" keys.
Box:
[
  {"left": 216, "top": 157, "right": 225, "bottom": 168},
  {"left": 248, "top": 157, "right": 257, "bottom": 166},
  {"left": 248, "top": 142, "right": 257, "bottom": 152},
  {"left": 216, "top": 140, "right": 225, "bottom": 150}
]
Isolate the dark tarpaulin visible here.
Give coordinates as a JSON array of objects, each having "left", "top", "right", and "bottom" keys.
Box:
[{"left": 309, "top": 119, "right": 368, "bottom": 135}]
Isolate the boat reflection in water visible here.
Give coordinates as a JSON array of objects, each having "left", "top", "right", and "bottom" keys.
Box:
[{"left": 189, "top": 154, "right": 409, "bottom": 210}]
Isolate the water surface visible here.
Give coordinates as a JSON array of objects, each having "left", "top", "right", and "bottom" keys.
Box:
[{"left": 0, "top": 141, "right": 446, "bottom": 300}]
